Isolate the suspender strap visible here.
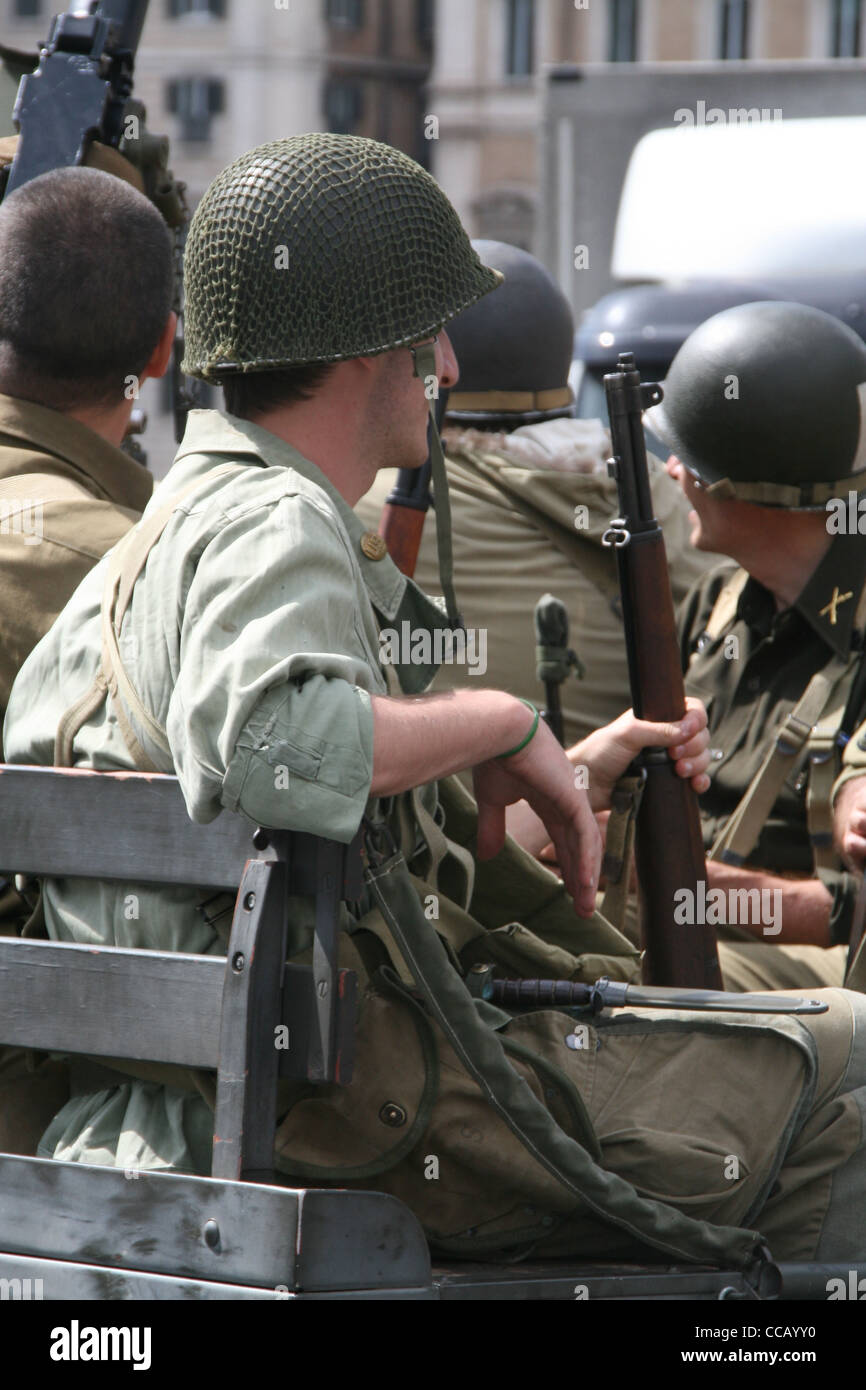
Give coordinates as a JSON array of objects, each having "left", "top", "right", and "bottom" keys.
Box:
[
  {"left": 600, "top": 772, "right": 644, "bottom": 931},
  {"left": 701, "top": 569, "right": 749, "bottom": 645},
  {"left": 54, "top": 464, "right": 244, "bottom": 769},
  {"left": 709, "top": 659, "right": 851, "bottom": 867}
]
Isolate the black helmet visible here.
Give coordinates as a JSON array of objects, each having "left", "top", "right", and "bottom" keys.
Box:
[
  {"left": 445, "top": 239, "right": 574, "bottom": 427},
  {"left": 645, "top": 300, "right": 866, "bottom": 508}
]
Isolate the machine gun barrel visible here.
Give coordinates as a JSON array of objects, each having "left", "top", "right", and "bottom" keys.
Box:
[{"left": 603, "top": 352, "right": 722, "bottom": 989}]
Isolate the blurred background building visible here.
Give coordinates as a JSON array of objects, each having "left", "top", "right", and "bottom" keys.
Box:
[
  {"left": 3, "top": 1, "right": 862, "bottom": 214},
  {"left": 3, "top": 0, "right": 866, "bottom": 471}
]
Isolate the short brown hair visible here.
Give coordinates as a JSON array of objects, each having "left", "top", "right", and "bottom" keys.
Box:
[
  {"left": 220, "top": 362, "right": 335, "bottom": 420},
  {"left": 0, "top": 166, "right": 174, "bottom": 411}
]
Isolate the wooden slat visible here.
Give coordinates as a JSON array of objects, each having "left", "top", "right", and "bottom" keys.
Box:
[
  {"left": 212, "top": 860, "right": 285, "bottom": 1180},
  {"left": 0, "top": 936, "right": 224, "bottom": 1067},
  {"left": 0, "top": 1157, "right": 433, "bottom": 1291},
  {"left": 0, "top": 765, "right": 266, "bottom": 889},
  {"left": 0, "top": 936, "right": 353, "bottom": 1082}
]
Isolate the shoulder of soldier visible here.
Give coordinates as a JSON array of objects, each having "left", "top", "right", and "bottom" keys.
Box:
[{"left": 149, "top": 447, "right": 361, "bottom": 586}]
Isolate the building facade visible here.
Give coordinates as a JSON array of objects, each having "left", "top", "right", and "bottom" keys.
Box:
[
  {"left": 0, "top": 0, "right": 434, "bottom": 474},
  {"left": 1, "top": 0, "right": 863, "bottom": 469},
  {"left": 431, "top": 0, "right": 866, "bottom": 255}
]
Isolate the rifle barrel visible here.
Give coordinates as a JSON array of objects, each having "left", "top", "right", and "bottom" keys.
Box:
[{"left": 604, "top": 352, "right": 722, "bottom": 990}]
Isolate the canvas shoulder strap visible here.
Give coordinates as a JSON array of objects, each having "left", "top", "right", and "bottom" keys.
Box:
[
  {"left": 700, "top": 568, "right": 750, "bottom": 647},
  {"left": 54, "top": 463, "right": 244, "bottom": 770},
  {"left": 708, "top": 584, "right": 866, "bottom": 869}
]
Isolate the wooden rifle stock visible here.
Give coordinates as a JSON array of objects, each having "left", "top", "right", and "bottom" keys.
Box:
[
  {"left": 603, "top": 353, "right": 722, "bottom": 989},
  {"left": 377, "top": 392, "right": 448, "bottom": 578},
  {"left": 379, "top": 460, "right": 431, "bottom": 579}
]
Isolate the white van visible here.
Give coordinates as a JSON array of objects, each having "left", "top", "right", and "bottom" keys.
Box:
[{"left": 611, "top": 115, "right": 866, "bottom": 284}]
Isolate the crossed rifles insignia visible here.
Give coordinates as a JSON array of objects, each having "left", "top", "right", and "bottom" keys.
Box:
[{"left": 819, "top": 587, "right": 853, "bottom": 627}]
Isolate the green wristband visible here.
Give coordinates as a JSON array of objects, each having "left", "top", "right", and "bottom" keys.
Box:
[{"left": 497, "top": 700, "right": 540, "bottom": 760}]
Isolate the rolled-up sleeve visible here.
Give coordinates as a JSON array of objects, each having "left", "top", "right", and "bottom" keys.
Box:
[{"left": 166, "top": 486, "right": 378, "bottom": 841}]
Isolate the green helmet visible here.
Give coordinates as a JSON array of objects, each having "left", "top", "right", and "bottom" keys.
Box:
[
  {"left": 644, "top": 300, "right": 866, "bottom": 508},
  {"left": 445, "top": 239, "right": 574, "bottom": 426},
  {"left": 182, "top": 134, "right": 501, "bottom": 380}
]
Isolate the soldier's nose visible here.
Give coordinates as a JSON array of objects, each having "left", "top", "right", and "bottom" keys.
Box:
[{"left": 439, "top": 330, "right": 459, "bottom": 390}]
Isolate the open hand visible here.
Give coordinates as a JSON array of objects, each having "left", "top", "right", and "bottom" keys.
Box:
[{"left": 473, "top": 716, "right": 601, "bottom": 918}]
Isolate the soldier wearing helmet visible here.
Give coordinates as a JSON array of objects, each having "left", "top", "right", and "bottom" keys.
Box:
[
  {"left": 9, "top": 138, "right": 866, "bottom": 1268},
  {"left": 644, "top": 299, "right": 866, "bottom": 990},
  {"left": 356, "top": 239, "right": 714, "bottom": 748}
]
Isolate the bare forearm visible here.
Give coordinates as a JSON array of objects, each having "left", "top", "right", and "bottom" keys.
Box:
[
  {"left": 369, "top": 690, "right": 533, "bottom": 797},
  {"left": 706, "top": 861, "right": 832, "bottom": 947}
]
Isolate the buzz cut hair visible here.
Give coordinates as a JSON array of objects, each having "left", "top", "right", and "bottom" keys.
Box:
[{"left": 0, "top": 165, "right": 174, "bottom": 412}]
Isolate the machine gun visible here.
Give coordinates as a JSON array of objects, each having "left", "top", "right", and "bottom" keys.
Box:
[
  {"left": 6, "top": 1, "right": 197, "bottom": 450},
  {"left": 6, "top": 0, "right": 148, "bottom": 194},
  {"left": 603, "top": 352, "right": 722, "bottom": 989}
]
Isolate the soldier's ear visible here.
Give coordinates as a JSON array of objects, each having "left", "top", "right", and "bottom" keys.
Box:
[{"left": 141, "top": 311, "right": 178, "bottom": 383}]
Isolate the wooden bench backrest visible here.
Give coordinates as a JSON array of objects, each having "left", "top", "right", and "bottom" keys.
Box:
[{"left": 0, "top": 765, "right": 361, "bottom": 1179}]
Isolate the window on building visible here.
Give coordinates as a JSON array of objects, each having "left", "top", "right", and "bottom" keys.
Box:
[
  {"left": 831, "top": 0, "right": 862, "bottom": 56},
  {"left": 326, "top": 0, "right": 364, "bottom": 27},
  {"left": 166, "top": 78, "right": 225, "bottom": 142},
  {"left": 505, "top": 0, "right": 535, "bottom": 77},
  {"left": 13, "top": 0, "right": 41, "bottom": 17},
  {"left": 718, "top": 0, "right": 749, "bottom": 59},
  {"left": 324, "top": 79, "right": 363, "bottom": 134},
  {"left": 167, "top": 0, "right": 226, "bottom": 16},
  {"left": 416, "top": 0, "right": 434, "bottom": 49},
  {"left": 608, "top": 0, "right": 638, "bottom": 63}
]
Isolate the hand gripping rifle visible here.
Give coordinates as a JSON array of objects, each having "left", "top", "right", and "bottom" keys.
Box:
[{"left": 602, "top": 352, "right": 722, "bottom": 989}]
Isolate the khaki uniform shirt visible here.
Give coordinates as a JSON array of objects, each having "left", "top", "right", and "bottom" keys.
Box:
[
  {"left": 5, "top": 408, "right": 446, "bottom": 957},
  {"left": 354, "top": 419, "right": 715, "bottom": 747},
  {"left": 8, "top": 412, "right": 866, "bottom": 1271},
  {"left": 680, "top": 535, "right": 866, "bottom": 944},
  {"left": 0, "top": 393, "right": 152, "bottom": 756}
]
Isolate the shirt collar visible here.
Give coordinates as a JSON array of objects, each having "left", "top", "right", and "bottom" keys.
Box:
[
  {"left": 794, "top": 534, "right": 866, "bottom": 657},
  {"left": 738, "top": 534, "right": 866, "bottom": 658},
  {"left": 174, "top": 408, "right": 409, "bottom": 621},
  {"left": 0, "top": 392, "right": 152, "bottom": 511}
]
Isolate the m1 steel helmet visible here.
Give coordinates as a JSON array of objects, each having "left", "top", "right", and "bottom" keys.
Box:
[
  {"left": 182, "top": 134, "right": 502, "bottom": 380},
  {"left": 645, "top": 300, "right": 866, "bottom": 507}
]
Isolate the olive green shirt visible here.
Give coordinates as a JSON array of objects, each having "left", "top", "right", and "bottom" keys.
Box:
[
  {"left": 2, "top": 406, "right": 481, "bottom": 1170},
  {"left": 5, "top": 407, "right": 446, "bottom": 957},
  {"left": 0, "top": 393, "right": 153, "bottom": 757},
  {"left": 680, "top": 534, "right": 866, "bottom": 942}
]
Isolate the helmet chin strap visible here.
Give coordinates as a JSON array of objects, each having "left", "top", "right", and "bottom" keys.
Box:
[{"left": 411, "top": 339, "right": 463, "bottom": 629}]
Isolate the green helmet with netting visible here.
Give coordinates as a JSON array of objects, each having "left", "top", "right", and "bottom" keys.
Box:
[
  {"left": 644, "top": 300, "right": 866, "bottom": 508},
  {"left": 182, "top": 133, "right": 502, "bottom": 380}
]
